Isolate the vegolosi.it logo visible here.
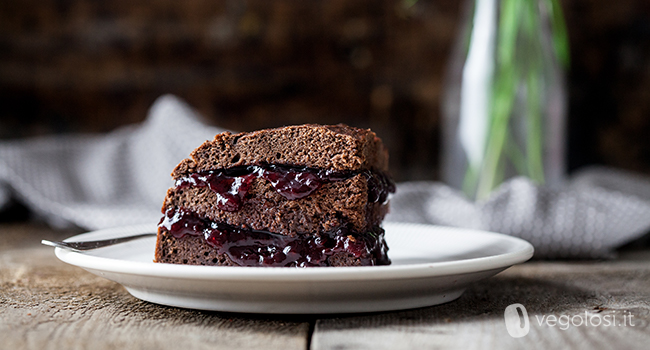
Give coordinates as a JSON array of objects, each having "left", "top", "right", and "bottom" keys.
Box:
[
  {"left": 504, "top": 303, "right": 530, "bottom": 338},
  {"left": 504, "top": 303, "right": 636, "bottom": 338}
]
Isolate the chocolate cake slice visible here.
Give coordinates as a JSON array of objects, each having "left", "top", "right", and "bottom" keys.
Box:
[{"left": 154, "top": 124, "right": 395, "bottom": 267}]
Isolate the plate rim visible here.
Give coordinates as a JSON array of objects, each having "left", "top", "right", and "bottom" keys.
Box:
[{"left": 53, "top": 222, "right": 534, "bottom": 282}]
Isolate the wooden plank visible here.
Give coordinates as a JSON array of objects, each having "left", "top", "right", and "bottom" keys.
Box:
[
  {"left": 312, "top": 253, "right": 650, "bottom": 350},
  {"left": 0, "top": 224, "right": 310, "bottom": 350}
]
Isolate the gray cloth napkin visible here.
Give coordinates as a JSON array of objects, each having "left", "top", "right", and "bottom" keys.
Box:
[
  {"left": 0, "top": 95, "right": 224, "bottom": 229},
  {"left": 1, "top": 95, "right": 649, "bottom": 258},
  {"left": 386, "top": 170, "right": 650, "bottom": 258}
]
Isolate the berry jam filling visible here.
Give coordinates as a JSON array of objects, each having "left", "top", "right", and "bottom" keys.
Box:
[
  {"left": 175, "top": 164, "right": 395, "bottom": 212},
  {"left": 159, "top": 207, "right": 391, "bottom": 267}
]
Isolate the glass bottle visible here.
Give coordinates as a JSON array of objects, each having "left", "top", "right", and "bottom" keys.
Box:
[{"left": 441, "top": 0, "right": 569, "bottom": 200}]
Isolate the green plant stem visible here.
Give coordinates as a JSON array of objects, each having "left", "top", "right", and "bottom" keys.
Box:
[
  {"left": 462, "top": 165, "right": 479, "bottom": 197},
  {"left": 545, "top": 0, "right": 570, "bottom": 68},
  {"left": 460, "top": 0, "right": 569, "bottom": 200},
  {"left": 473, "top": 0, "right": 520, "bottom": 200},
  {"left": 505, "top": 130, "right": 527, "bottom": 175},
  {"left": 522, "top": 0, "right": 545, "bottom": 184},
  {"left": 526, "top": 69, "right": 545, "bottom": 183},
  {"left": 476, "top": 66, "right": 518, "bottom": 200}
]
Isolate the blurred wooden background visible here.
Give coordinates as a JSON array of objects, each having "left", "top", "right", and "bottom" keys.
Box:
[{"left": 1, "top": 0, "right": 649, "bottom": 181}]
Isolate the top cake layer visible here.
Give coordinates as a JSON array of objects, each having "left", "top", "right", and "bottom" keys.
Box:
[{"left": 172, "top": 124, "right": 389, "bottom": 178}]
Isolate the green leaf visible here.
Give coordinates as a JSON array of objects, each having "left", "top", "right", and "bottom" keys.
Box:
[
  {"left": 498, "top": 0, "right": 522, "bottom": 68},
  {"left": 546, "top": 0, "right": 571, "bottom": 68}
]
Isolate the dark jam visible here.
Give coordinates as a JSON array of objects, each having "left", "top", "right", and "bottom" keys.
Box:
[
  {"left": 160, "top": 207, "right": 391, "bottom": 267},
  {"left": 175, "top": 164, "right": 395, "bottom": 212}
]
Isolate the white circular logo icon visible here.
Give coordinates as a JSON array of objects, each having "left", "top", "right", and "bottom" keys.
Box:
[{"left": 504, "top": 303, "right": 530, "bottom": 338}]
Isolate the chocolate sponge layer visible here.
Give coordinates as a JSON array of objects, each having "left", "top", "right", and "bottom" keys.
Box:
[
  {"left": 172, "top": 124, "right": 389, "bottom": 178},
  {"left": 155, "top": 230, "right": 370, "bottom": 267},
  {"left": 162, "top": 173, "right": 388, "bottom": 235}
]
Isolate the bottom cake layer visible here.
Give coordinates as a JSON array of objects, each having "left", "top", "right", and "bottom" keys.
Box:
[{"left": 154, "top": 207, "right": 391, "bottom": 267}]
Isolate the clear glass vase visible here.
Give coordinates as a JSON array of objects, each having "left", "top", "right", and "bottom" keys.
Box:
[{"left": 441, "top": 0, "right": 569, "bottom": 200}]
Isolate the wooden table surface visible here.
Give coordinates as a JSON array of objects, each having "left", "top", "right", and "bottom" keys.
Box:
[{"left": 2, "top": 222, "right": 649, "bottom": 350}]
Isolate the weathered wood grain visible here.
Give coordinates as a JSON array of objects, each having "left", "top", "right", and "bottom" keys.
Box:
[
  {"left": 312, "top": 253, "right": 650, "bottom": 350},
  {"left": 0, "top": 223, "right": 311, "bottom": 350}
]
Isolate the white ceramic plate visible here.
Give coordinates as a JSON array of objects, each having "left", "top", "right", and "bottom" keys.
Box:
[{"left": 53, "top": 222, "right": 533, "bottom": 314}]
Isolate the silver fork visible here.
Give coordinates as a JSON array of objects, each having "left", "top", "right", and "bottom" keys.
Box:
[{"left": 41, "top": 233, "right": 156, "bottom": 252}]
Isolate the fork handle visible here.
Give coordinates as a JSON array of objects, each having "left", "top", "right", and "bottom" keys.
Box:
[{"left": 41, "top": 233, "right": 156, "bottom": 252}]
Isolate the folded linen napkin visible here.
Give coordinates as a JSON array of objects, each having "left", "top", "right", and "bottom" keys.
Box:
[
  {"left": 388, "top": 170, "right": 650, "bottom": 258},
  {"left": 0, "top": 95, "right": 224, "bottom": 229},
  {"left": 1, "top": 95, "right": 648, "bottom": 258}
]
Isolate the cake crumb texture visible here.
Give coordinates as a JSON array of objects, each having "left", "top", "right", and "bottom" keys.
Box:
[{"left": 172, "top": 124, "right": 389, "bottom": 178}]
